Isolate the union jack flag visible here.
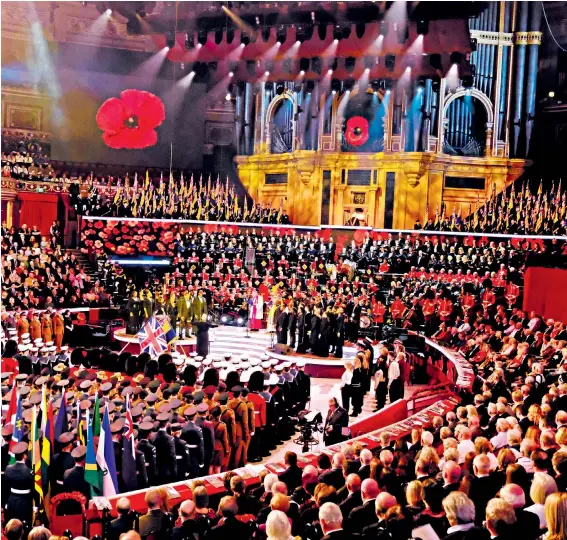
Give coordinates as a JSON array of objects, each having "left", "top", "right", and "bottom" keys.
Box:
[{"left": 136, "top": 316, "right": 168, "bottom": 357}]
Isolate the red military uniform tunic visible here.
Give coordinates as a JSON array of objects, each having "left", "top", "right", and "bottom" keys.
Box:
[
  {"left": 248, "top": 392, "right": 267, "bottom": 428},
  {"left": 391, "top": 299, "right": 406, "bottom": 320}
]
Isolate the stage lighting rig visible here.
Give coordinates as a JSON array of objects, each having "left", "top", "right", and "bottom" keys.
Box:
[
  {"left": 371, "top": 80, "right": 380, "bottom": 92},
  {"left": 296, "top": 26, "right": 306, "bottom": 43},
  {"left": 185, "top": 32, "right": 195, "bottom": 50},
  {"left": 299, "top": 58, "right": 310, "bottom": 72},
  {"left": 417, "top": 20, "right": 429, "bottom": 36},
  {"left": 241, "top": 32, "right": 250, "bottom": 46},
  {"left": 306, "top": 80, "right": 315, "bottom": 94},
  {"left": 385, "top": 54, "right": 396, "bottom": 73},
  {"left": 198, "top": 29, "right": 208, "bottom": 46},
  {"left": 429, "top": 54, "right": 442, "bottom": 71},
  {"left": 345, "top": 57, "right": 356, "bottom": 74},
  {"left": 333, "top": 25, "right": 342, "bottom": 42},
  {"left": 276, "top": 27, "right": 287, "bottom": 44},
  {"left": 450, "top": 51, "right": 463, "bottom": 65},
  {"left": 331, "top": 79, "right": 341, "bottom": 94},
  {"left": 165, "top": 32, "right": 175, "bottom": 49},
  {"left": 312, "top": 57, "right": 322, "bottom": 75},
  {"left": 343, "top": 79, "right": 355, "bottom": 92}
]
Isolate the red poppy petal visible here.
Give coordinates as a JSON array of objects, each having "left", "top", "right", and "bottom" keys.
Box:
[
  {"left": 120, "top": 90, "right": 165, "bottom": 131},
  {"left": 96, "top": 98, "right": 125, "bottom": 134},
  {"left": 103, "top": 129, "right": 157, "bottom": 149}
]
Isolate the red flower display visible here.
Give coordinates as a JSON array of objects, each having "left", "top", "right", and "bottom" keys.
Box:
[
  {"left": 344, "top": 116, "right": 370, "bottom": 146},
  {"left": 96, "top": 89, "right": 165, "bottom": 149}
]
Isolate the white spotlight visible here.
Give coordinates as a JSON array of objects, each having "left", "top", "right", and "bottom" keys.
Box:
[
  {"left": 328, "top": 69, "right": 333, "bottom": 75},
  {"left": 300, "top": 70, "right": 305, "bottom": 75},
  {"left": 106, "top": 8, "right": 112, "bottom": 15},
  {"left": 229, "top": 71, "right": 234, "bottom": 77},
  {"left": 334, "top": 39, "right": 339, "bottom": 44},
  {"left": 225, "top": 93, "right": 231, "bottom": 101},
  {"left": 265, "top": 70, "right": 270, "bottom": 76},
  {"left": 221, "top": 316, "right": 228, "bottom": 323}
]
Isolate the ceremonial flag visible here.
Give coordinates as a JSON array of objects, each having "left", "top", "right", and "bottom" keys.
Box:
[
  {"left": 145, "top": 170, "right": 150, "bottom": 189},
  {"left": 96, "top": 405, "right": 118, "bottom": 497},
  {"left": 433, "top": 205, "right": 439, "bottom": 227},
  {"left": 41, "top": 399, "right": 54, "bottom": 493},
  {"left": 78, "top": 401, "right": 85, "bottom": 446},
  {"left": 85, "top": 407, "right": 101, "bottom": 497},
  {"left": 54, "top": 393, "right": 68, "bottom": 441},
  {"left": 40, "top": 385, "right": 48, "bottom": 432},
  {"left": 5, "top": 384, "right": 18, "bottom": 426},
  {"left": 424, "top": 204, "right": 429, "bottom": 225},
  {"left": 113, "top": 186, "right": 122, "bottom": 205},
  {"left": 31, "top": 406, "right": 44, "bottom": 502},
  {"left": 136, "top": 316, "right": 169, "bottom": 357},
  {"left": 9, "top": 394, "right": 23, "bottom": 463},
  {"left": 93, "top": 393, "right": 101, "bottom": 437},
  {"left": 121, "top": 395, "right": 137, "bottom": 492},
  {"left": 156, "top": 315, "right": 176, "bottom": 344}
]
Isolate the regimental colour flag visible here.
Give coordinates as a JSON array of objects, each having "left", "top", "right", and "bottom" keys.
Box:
[
  {"left": 96, "top": 405, "right": 118, "bottom": 497},
  {"left": 136, "top": 315, "right": 169, "bottom": 356}
]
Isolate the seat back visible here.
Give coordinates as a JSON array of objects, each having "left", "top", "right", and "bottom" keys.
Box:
[{"left": 50, "top": 491, "right": 87, "bottom": 537}]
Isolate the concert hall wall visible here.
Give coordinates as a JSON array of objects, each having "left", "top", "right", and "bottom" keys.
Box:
[{"left": 523, "top": 267, "right": 567, "bottom": 323}]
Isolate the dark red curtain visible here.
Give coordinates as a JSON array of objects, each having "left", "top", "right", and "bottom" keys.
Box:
[
  {"left": 523, "top": 267, "right": 567, "bottom": 322},
  {"left": 17, "top": 193, "right": 58, "bottom": 235}
]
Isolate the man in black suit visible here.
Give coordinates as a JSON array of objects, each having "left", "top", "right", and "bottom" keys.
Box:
[
  {"left": 279, "top": 451, "right": 303, "bottom": 493},
  {"left": 62, "top": 445, "right": 90, "bottom": 500},
  {"left": 441, "top": 461, "right": 462, "bottom": 496},
  {"left": 153, "top": 412, "right": 177, "bottom": 483},
  {"left": 109, "top": 497, "right": 136, "bottom": 540},
  {"left": 361, "top": 492, "right": 398, "bottom": 539},
  {"left": 345, "top": 478, "right": 380, "bottom": 534},
  {"left": 499, "top": 484, "right": 540, "bottom": 540},
  {"left": 172, "top": 500, "right": 200, "bottom": 540},
  {"left": 319, "top": 453, "right": 346, "bottom": 490},
  {"left": 338, "top": 474, "right": 362, "bottom": 520},
  {"left": 324, "top": 398, "right": 349, "bottom": 446},
  {"left": 230, "top": 475, "right": 257, "bottom": 515},
  {"left": 139, "top": 488, "right": 171, "bottom": 538},
  {"left": 468, "top": 455, "right": 501, "bottom": 524},
  {"left": 320, "top": 502, "right": 356, "bottom": 540},
  {"left": 208, "top": 496, "right": 251, "bottom": 540},
  {"left": 357, "top": 449, "right": 373, "bottom": 481}
]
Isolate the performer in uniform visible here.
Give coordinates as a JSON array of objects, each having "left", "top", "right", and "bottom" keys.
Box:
[
  {"left": 218, "top": 393, "right": 236, "bottom": 471},
  {"left": 210, "top": 406, "right": 229, "bottom": 474},
  {"left": 3, "top": 442, "right": 34, "bottom": 527},
  {"left": 41, "top": 312, "right": 52, "bottom": 344},
  {"left": 249, "top": 290, "right": 264, "bottom": 331},
  {"left": 228, "top": 386, "right": 249, "bottom": 469},
  {"left": 53, "top": 310, "right": 65, "bottom": 350}
]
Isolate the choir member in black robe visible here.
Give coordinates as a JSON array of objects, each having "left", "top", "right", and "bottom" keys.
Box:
[
  {"left": 309, "top": 308, "right": 321, "bottom": 353},
  {"left": 317, "top": 310, "right": 331, "bottom": 357},
  {"left": 335, "top": 308, "right": 346, "bottom": 358}
]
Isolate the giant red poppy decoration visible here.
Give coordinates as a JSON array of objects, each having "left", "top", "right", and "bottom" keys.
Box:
[
  {"left": 345, "top": 116, "right": 369, "bottom": 146},
  {"left": 96, "top": 89, "right": 165, "bottom": 149}
]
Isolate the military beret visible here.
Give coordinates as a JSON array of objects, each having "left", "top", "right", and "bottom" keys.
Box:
[
  {"left": 148, "top": 380, "right": 160, "bottom": 390},
  {"left": 139, "top": 377, "right": 151, "bottom": 387},
  {"left": 71, "top": 445, "right": 87, "bottom": 459},
  {"left": 203, "top": 385, "right": 217, "bottom": 396},
  {"left": 196, "top": 403, "right": 209, "bottom": 414},
  {"left": 156, "top": 412, "right": 170, "bottom": 422},
  {"left": 193, "top": 390, "right": 205, "bottom": 403},
  {"left": 169, "top": 383, "right": 181, "bottom": 394},
  {"left": 216, "top": 392, "right": 229, "bottom": 404},
  {"left": 231, "top": 385, "right": 244, "bottom": 392}
]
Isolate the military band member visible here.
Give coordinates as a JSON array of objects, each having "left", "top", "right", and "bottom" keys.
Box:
[{"left": 3, "top": 442, "right": 34, "bottom": 527}]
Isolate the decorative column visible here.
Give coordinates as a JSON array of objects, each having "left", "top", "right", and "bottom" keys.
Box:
[
  {"left": 367, "top": 187, "right": 378, "bottom": 228},
  {"left": 6, "top": 200, "right": 14, "bottom": 227},
  {"left": 511, "top": 2, "right": 529, "bottom": 157},
  {"left": 336, "top": 185, "right": 347, "bottom": 225},
  {"left": 244, "top": 82, "right": 254, "bottom": 156},
  {"left": 485, "top": 122, "right": 494, "bottom": 157},
  {"left": 523, "top": 2, "right": 543, "bottom": 156}
]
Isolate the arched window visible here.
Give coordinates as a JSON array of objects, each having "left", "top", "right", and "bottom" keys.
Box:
[{"left": 270, "top": 97, "right": 294, "bottom": 154}]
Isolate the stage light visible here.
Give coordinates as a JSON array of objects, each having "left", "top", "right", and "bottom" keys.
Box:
[
  {"left": 318, "top": 23, "right": 327, "bottom": 40},
  {"left": 327, "top": 69, "right": 333, "bottom": 75},
  {"left": 198, "top": 29, "right": 207, "bottom": 45},
  {"left": 300, "top": 70, "right": 305, "bottom": 76},
  {"left": 185, "top": 32, "right": 195, "bottom": 50},
  {"left": 246, "top": 60, "right": 256, "bottom": 75},
  {"left": 276, "top": 27, "right": 287, "bottom": 44},
  {"left": 417, "top": 20, "right": 429, "bottom": 36},
  {"left": 450, "top": 51, "right": 463, "bottom": 65},
  {"left": 222, "top": 316, "right": 228, "bottom": 322},
  {"left": 470, "top": 37, "right": 477, "bottom": 52},
  {"left": 429, "top": 53, "right": 442, "bottom": 71},
  {"left": 356, "top": 22, "right": 366, "bottom": 38},
  {"left": 333, "top": 26, "right": 342, "bottom": 41},
  {"left": 165, "top": 32, "right": 175, "bottom": 49},
  {"left": 229, "top": 71, "right": 234, "bottom": 77},
  {"left": 312, "top": 56, "right": 322, "bottom": 75},
  {"left": 261, "top": 27, "right": 271, "bottom": 42},
  {"left": 227, "top": 28, "right": 235, "bottom": 44},
  {"left": 549, "top": 91, "right": 555, "bottom": 98},
  {"left": 241, "top": 32, "right": 250, "bottom": 46},
  {"left": 371, "top": 80, "right": 380, "bottom": 92},
  {"left": 296, "top": 26, "right": 306, "bottom": 43},
  {"left": 416, "top": 76, "right": 426, "bottom": 88},
  {"left": 300, "top": 58, "right": 309, "bottom": 72},
  {"left": 265, "top": 70, "right": 270, "bottom": 76},
  {"left": 106, "top": 8, "right": 112, "bottom": 15},
  {"left": 385, "top": 54, "right": 395, "bottom": 73},
  {"left": 379, "top": 21, "right": 389, "bottom": 36},
  {"left": 364, "top": 56, "right": 375, "bottom": 70},
  {"left": 344, "top": 79, "right": 355, "bottom": 92},
  {"left": 331, "top": 79, "right": 341, "bottom": 94},
  {"left": 237, "top": 317, "right": 244, "bottom": 325},
  {"left": 306, "top": 80, "right": 315, "bottom": 94},
  {"left": 225, "top": 92, "right": 231, "bottom": 101},
  {"left": 345, "top": 57, "right": 356, "bottom": 74}
]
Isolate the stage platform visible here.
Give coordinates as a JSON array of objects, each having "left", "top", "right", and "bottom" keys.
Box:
[{"left": 113, "top": 326, "right": 354, "bottom": 378}]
